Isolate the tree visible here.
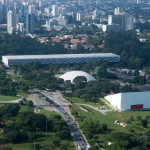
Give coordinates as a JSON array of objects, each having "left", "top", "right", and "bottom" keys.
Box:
[
  {"left": 5, "top": 130, "right": 21, "bottom": 143},
  {"left": 53, "top": 140, "right": 61, "bottom": 147},
  {"left": 27, "top": 100, "right": 33, "bottom": 107},
  {"left": 141, "top": 119, "right": 148, "bottom": 128},
  {"left": 134, "top": 76, "right": 146, "bottom": 85},
  {"left": 73, "top": 76, "right": 87, "bottom": 84},
  {"left": 59, "top": 129, "right": 71, "bottom": 140}
]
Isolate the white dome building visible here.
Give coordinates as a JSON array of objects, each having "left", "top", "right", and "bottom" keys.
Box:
[{"left": 59, "top": 71, "right": 96, "bottom": 83}]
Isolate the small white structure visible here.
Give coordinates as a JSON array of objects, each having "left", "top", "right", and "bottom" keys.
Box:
[
  {"left": 59, "top": 71, "right": 96, "bottom": 83},
  {"left": 105, "top": 91, "right": 150, "bottom": 111}
]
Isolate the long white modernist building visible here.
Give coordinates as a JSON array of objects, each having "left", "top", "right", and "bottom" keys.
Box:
[
  {"left": 2, "top": 53, "right": 120, "bottom": 67},
  {"left": 105, "top": 91, "right": 150, "bottom": 111}
]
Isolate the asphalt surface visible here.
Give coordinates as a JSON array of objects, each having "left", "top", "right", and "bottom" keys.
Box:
[{"left": 29, "top": 90, "right": 90, "bottom": 150}]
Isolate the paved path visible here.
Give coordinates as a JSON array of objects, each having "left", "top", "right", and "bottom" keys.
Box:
[
  {"left": 76, "top": 103, "right": 108, "bottom": 115},
  {"left": 0, "top": 99, "right": 21, "bottom": 104},
  {"left": 101, "top": 98, "right": 117, "bottom": 111}
]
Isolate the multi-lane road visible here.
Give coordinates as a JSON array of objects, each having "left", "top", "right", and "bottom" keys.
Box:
[{"left": 29, "top": 90, "right": 91, "bottom": 150}]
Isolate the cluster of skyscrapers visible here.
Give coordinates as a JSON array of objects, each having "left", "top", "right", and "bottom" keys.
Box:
[
  {"left": 0, "top": 0, "right": 35, "bottom": 34},
  {"left": 102, "top": 7, "right": 134, "bottom": 32},
  {"left": 0, "top": 0, "right": 140, "bottom": 35}
]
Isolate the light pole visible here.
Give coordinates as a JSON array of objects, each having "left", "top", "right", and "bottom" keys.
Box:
[
  {"left": 142, "top": 130, "right": 147, "bottom": 149},
  {"left": 46, "top": 119, "right": 47, "bottom": 133}
]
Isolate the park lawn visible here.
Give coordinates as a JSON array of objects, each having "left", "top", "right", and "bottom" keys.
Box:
[
  {"left": 7, "top": 73, "right": 22, "bottom": 80},
  {"left": 72, "top": 104, "right": 150, "bottom": 144},
  {"left": 18, "top": 90, "right": 29, "bottom": 98},
  {"left": 7, "top": 73, "right": 28, "bottom": 83},
  {"left": 7, "top": 73, "right": 31, "bottom": 85},
  {"left": 66, "top": 97, "right": 102, "bottom": 107},
  {"left": 75, "top": 104, "right": 150, "bottom": 129},
  {"left": 6, "top": 143, "right": 32, "bottom": 150},
  {"left": 19, "top": 105, "right": 34, "bottom": 113},
  {"left": 73, "top": 104, "right": 126, "bottom": 131},
  {"left": 40, "top": 109, "right": 59, "bottom": 119},
  {"left": 0, "top": 95, "right": 20, "bottom": 101}
]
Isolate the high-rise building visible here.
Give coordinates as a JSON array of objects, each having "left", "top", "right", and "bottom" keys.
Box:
[
  {"left": 0, "top": 3, "right": 3, "bottom": 22},
  {"left": 28, "top": 4, "right": 36, "bottom": 14},
  {"left": 20, "top": 3, "right": 28, "bottom": 17},
  {"left": 7, "top": 10, "right": 17, "bottom": 34},
  {"left": 60, "top": 7, "right": 66, "bottom": 16},
  {"left": 17, "top": 23, "right": 24, "bottom": 34},
  {"left": 7, "top": 5, "right": 14, "bottom": 13},
  {"left": 114, "top": 7, "right": 123, "bottom": 15},
  {"left": 52, "top": 5, "right": 58, "bottom": 17},
  {"left": 123, "top": 14, "right": 134, "bottom": 30},
  {"left": 76, "top": 12, "right": 81, "bottom": 21},
  {"left": 1, "top": 0, "right": 8, "bottom": 21},
  {"left": 26, "top": 13, "right": 34, "bottom": 33},
  {"left": 92, "top": 9, "right": 99, "bottom": 20},
  {"left": 78, "top": 0, "right": 83, "bottom": 5},
  {"left": 108, "top": 14, "right": 134, "bottom": 31}
]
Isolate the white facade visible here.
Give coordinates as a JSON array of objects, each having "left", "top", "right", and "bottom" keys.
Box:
[
  {"left": 76, "top": 12, "right": 81, "bottom": 21},
  {"left": 59, "top": 71, "right": 96, "bottom": 83},
  {"left": 7, "top": 10, "right": 17, "bottom": 34},
  {"left": 28, "top": 4, "right": 36, "bottom": 14},
  {"left": 105, "top": 91, "right": 150, "bottom": 111},
  {"left": 123, "top": 15, "right": 134, "bottom": 31},
  {"left": 17, "top": 23, "right": 24, "bottom": 33},
  {"left": 92, "top": 9, "right": 99, "bottom": 20},
  {"left": 102, "top": 24, "right": 120, "bottom": 32},
  {"left": 114, "top": 7, "right": 123, "bottom": 15},
  {"left": 52, "top": 5, "right": 58, "bottom": 17}
]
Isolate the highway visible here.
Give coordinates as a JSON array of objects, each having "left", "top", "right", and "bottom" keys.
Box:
[{"left": 29, "top": 90, "right": 91, "bottom": 150}]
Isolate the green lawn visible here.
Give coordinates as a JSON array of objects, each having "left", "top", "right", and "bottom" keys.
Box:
[
  {"left": 17, "top": 90, "right": 29, "bottom": 98},
  {"left": 19, "top": 105, "right": 34, "bottom": 113},
  {"left": 71, "top": 104, "right": 150, "bottom": 147},
  {"left": 73, "top": 104, "right": 150, "bottom": 130},
  {"left": 0, "top": 95, "right": 20, "bottom": 101},
  {"left": 7, "top": 73, "right": 30, "bottom": 84},
  {"left": 40, "top": 109, "right": 59, "bottom": 119},
  {"left": 66, "top": 97, "right": 103, "bottom": 107}
]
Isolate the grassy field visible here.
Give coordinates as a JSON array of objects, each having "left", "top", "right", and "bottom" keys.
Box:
[
  {"left": 71, "top": 104, "right": 150, "bottom": 147},
  {"left": 66, "top": 97, "right": 104, "bottom": 107},
  {"left": 19, "top": 105, "right": 34, "bottom": 113},
  {"left": 17, "top": 90, "right": 29, "bottom": 98},
  {"left": 0, "top": 95, "right": 20, "bottom": 101},
  {"left": 40, "top": 109, "right": 59, "bottom": 119}
]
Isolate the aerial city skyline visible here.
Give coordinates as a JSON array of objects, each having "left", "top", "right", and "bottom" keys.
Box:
[{"left": 0, "top": 0, "right": 149, "bottom": 35}]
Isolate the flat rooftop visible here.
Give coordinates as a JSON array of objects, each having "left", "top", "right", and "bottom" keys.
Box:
[{"left": 3, "top": 53, "right": 120, "bottom": 59}]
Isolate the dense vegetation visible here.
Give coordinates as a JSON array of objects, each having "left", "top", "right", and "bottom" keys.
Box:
[
  {"left": 0, "top": 34, "right": 67, "bottom": 56},
  {"left": 104, "top": 31, "right": 150, "bottom": 69},
  {"left": 0, "top": 68, "right": 17, "bottom": 96},
  {"left": 0, "top": 103, "right": 72, "bottom": 150}
]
